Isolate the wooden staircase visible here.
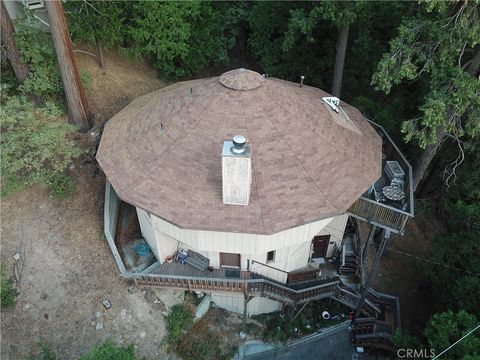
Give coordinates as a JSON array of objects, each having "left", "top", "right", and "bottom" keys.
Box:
[
  {"left": 339, "top": 235, "right": 358, "bottom": 276},
  {"left": 131, "top": 264, "right": 400, "bottom": 352},
  {"left": 350, "top": 289, "right": 401, "bottom": 352},
  {"left": 249, "top": 271, "right": 340, "bottom": 305}
]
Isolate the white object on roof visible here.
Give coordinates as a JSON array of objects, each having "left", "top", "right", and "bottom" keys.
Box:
[{"left": 322, "top": 96, "right": 340, "bottom": 113}]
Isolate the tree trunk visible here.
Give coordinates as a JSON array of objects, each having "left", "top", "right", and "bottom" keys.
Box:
[
  {"left": 0, "top": 0, "right": 29, "bottom": 82},
  {"left": 331, "top": 24, "right": 349, "bottom": 98},
  {"left": 413, "top": 45, "right": 480, "bottom": 192},
  {"left": 45, "top": 0, "right": 91, "bottom": 131},
  {"left": 95, "top": 37, "right": 105, "bottom": 69}
]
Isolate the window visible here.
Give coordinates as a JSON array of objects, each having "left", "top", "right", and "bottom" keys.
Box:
[{"left": 266, "top": 250, "right": 275, "bottom": 263}]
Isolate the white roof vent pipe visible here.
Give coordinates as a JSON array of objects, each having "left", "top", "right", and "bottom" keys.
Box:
[{"left": 322, "top": 96, "right": 340, "bottom": 113}]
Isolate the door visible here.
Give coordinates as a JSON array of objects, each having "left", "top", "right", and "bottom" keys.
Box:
[
  {"left": 220, "top": 252, "right": 241, "bottom": 268},
  {"left": 311, "top": 235, "right": 330, "bottom": 259}
]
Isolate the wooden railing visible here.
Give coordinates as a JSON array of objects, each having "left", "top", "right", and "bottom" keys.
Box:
[
  {"left": 351, "top": 317, "right": 395, "bottom": 351},
  {"left": 348, "top": 196, "right": 410, "bottom": 233},
  {"left": 335, "top": 286, "right": 381, "bottom": 316},
  {"left": 131, "top": 273, "right": 248, "bottom": 293},
  {"left": 130, "top": 272, "right": 340, "bottom": 306}
]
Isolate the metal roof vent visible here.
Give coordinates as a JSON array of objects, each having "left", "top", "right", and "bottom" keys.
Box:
[
  {"left": 231, "top": 135, "right": 247, "bottom": 154},
  {"left": 322, "top": 97, "right": 340, "bottom": 113}
]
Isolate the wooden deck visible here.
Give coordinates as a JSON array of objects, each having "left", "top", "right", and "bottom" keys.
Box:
[
  {"left": 348, "top": 121, "right": 414, "bottom": 234},
  {"left": 153, "top": 262, "right": 251, "bottom": 280},
  {"left": 131, "top": 261, "right": 341, "bottom": 306}
]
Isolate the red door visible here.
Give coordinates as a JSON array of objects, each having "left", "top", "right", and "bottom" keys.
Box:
[{"left": 311, "top": 235, "right": 330, "bottom": 259}]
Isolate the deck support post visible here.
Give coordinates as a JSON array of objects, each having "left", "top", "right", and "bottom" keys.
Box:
[
  {"left": 361, "top": 224, "right": 377, "bottom": 286},
  {"left": 352, "top": 228, "right": 390, "bottom": 323},
  {"left": 362, "top": 224, "right": 377, "bottom": 263},
  {"left": 242, "top": 293, "right": 254, "bottom": 334}
]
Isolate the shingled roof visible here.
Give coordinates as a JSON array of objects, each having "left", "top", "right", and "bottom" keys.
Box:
[{"left": 97, "top": 69, "right": 382, "bottom": 235}]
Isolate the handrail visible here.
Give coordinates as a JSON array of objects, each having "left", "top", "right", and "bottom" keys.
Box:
[
  {"left": 250, "top": 260, "right": 289, "bottom": 274},
  {"left": 129, "top": 271, "right": 340, "bottom": 295},
  {"left": 367, "top": 120, "right": 414, "bottom": 218},
  {"left": 348, "top": 197, "right": 410, "bottom": 233},
  {"left": 357, "top": 195, "right": 412, "bottom": 217}
]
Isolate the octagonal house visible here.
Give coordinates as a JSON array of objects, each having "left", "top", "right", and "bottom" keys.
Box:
[{"left": 97, "top": 69, "right": 414, "bottom": 317}]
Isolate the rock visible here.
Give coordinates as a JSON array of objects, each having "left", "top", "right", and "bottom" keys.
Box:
[
  {"left": 139, "top": 331, "right": 146, "bottom": 338},
  {"left": 120, "top": 309, "right": 128, "bottom": 320},
  {"left": 154, "top": 299, "right": 161, "bottom": 304},
  {"left": 194, "top": 295, "right": 211, "bottom": 321},
  {"left": 95, "top": 322, "right": 103, "bottom": 331},
  {"left": 95, "top": 312, "right": 101, "bottom": 318},
  {"left": 102, "top": 300, "right": 111, "bottom": 309}
]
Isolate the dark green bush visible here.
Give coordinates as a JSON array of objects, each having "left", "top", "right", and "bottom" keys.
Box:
[
  {"left": 78, "top": 341, "right": 136, "bottom": 360},
  {"left": 166, "top": 304, "right": 194, "bottom": 344},
  {"left": 0, "top": 90, "right": 82, "bottom": 197},
  {"left": 0, "top": 266, "right": 18, "bottom": 309}
]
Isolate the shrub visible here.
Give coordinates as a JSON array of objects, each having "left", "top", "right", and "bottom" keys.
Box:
[
  {"left": 78, "top": 341, "right": 136, "bottom": 360},
  {"left": 38, "top": 340, "right": 60, "bottom": 360},
  {"left": 166, "top": 303, "right": 194, "bottom": 344},
  {"left": 14, "top": 18, "right": 63, "bottom": 99},
  {"left": 0, "top": 265, "right": 18, "bottom": 309},
  {"left": 0, "top": 90, "right": 82, "bottom": 197}
]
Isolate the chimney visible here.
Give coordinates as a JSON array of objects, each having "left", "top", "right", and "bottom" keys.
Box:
[{"left": 222, "top": 135, "right": 252, "bottom": 205}]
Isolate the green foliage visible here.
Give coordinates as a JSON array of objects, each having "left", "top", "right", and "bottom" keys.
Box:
[
  {"left": 0, "top": 90, "right": 82, "bottom": 197},
  {"left": 0, "top": 265, "right": 18, "bottom": 309},
  {"left": 65, "top": 1, "right": 241, "bottom": 79},
  {"left": 38, "top": 340, "right": 60, "bottom": 360},
  {"left": 254, "top": 300, "right": 348, "bottom": 342},
  {"left": 78, "top": 341, "right": 136, "bottom": 360},
  {"left": 372, "top": 2, "right": 480, "bottom": 148},
  {"left": 64, "top": 0, "right": 126, "bottom": 50},
  {"left": 424, "top": 311, "right": 480, "bottom": 359},
  {"left": 419, "top": 141, "right": 480, "bottom": 317},
  {"left": 166, "top": 303, "right": 194, "bottom": 344},
  {"left": 80, "top": 70, "right": 92, "bottom": 90},
  {"left": 126, "top": 1, "right": 229, "bottom": 78},
  {"left": 14, "top": 21, "right": 63, "bottom": 99},
  {"left": 283, "top": 1, "right": 367, "bottom": 51},
  {"left": 249, "top": 2, "right": 335, "bottom": 87},
  {"left": 391, "top": 329, "right": 420, "bottom": 351}
]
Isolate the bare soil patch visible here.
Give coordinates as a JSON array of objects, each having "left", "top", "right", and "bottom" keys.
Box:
[
  {"left": 1, "top": 51, "right": 168, "bottom": 359},
  {"left": 0, "top": 167, "right": 171, "bottom": 359},
  {"left": 75, "top": 47, "right": 164, "bottom": 125},
  {"left": 371, "top": 211, "right": 447, "bottom": 335}
]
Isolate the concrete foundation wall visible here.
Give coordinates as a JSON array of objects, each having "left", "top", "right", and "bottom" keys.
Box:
[{"left": 211, "top": 293, "right": 282, "bottom": 316}]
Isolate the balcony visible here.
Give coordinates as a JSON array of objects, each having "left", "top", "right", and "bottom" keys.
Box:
[{"left": 347, "top": 121, "right": 414, "bottom": 234}]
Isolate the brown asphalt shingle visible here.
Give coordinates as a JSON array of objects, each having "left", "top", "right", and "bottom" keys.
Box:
[{"left": 96, "top": 69, "right": 382, "bottom": 235}]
